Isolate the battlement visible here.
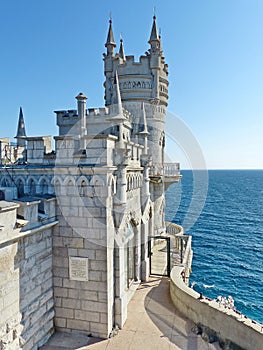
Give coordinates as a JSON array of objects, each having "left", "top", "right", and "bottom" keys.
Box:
[
  {"left": 27, "top": 136, "right": 53, "bottom": 164},
  {"left": 121, "top": 54, "right": 150, "bottom": 66},
  {"left": 113, "top": 54, "right": 151, "bottom": 76},
  {"left": 88, "top": 107, "right": 109, "bottom": 116},
  {"left": 55, "top": 109, "right": 78, "bottom": 117}
]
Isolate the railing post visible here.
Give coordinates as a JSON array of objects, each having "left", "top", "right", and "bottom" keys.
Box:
[{"left": 180, "top": 238, "right": 183, "bottom": 263}]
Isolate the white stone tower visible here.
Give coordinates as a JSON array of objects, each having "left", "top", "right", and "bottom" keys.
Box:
[{"left": 103, "top": 15, "right": 169, "bottom": 235}]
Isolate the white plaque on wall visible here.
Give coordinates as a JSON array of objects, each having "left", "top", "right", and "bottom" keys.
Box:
[{"left": 69, "top": 257, "right": 89, "bottom": 281}]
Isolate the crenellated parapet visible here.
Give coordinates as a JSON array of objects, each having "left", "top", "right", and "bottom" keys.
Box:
[
  {"left": 103, "top": 17, "right": 169, "bottom": 110},
  {"left": 104, "top": 54, "right": 169, "bottom": 108},
  {"left": 55, "top": 109, "right": 80, "bottom": 136}
]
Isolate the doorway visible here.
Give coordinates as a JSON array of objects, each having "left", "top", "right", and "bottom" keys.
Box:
[{"left": 148, "top": 236, "right": 171, "bottom": 277}]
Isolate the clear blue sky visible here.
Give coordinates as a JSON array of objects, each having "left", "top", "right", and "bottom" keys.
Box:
[{"left": 0, "top": 0, "right": 262, "bottom": 169}]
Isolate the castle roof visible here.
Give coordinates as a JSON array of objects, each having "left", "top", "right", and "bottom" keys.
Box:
[
  {"left": 105, "top": 19, "right": 116, "bottom": 48},
  {"left": 15, "top": 107, "right": 27, "bottom": 139},
  {"left": 149, "top": 15, "right": 159, "bottom": 43}
]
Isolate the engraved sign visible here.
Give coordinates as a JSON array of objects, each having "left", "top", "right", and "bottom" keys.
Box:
[{"left": 69, "top": 257, "right": 89, "bottom": 281}]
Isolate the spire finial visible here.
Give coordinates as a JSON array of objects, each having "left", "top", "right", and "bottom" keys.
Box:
[
  {"left": 109, "top": 11, "right": 112, "bottom": 23},
  {"left": 105, "top": 15, "right": 116, "bottom": 54},
  {"left": 153, "top": 6, "right": 156, "bottom": 20},
  {"left": 119, "top": 32, "right": 126, "bottom": 60},
  {"left": 139, "top": 102, "right": 149, "bottom": 155},
  {"left": 15, "top": 106, "right": 27, "bottom": 147},
  {"left": 115, "top": 71, "right": 123, "bottom": 116},
  {"left": 149, "top": 11, "right": 159, "bottom": 43},
  {"left": 140, "top": 102, "right": 149, "bottom": 136}
]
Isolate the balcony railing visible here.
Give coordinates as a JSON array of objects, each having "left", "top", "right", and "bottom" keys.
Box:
[
  {"left": 149, "top": 162, "right": 181, "bottom": 178},
  {"left": 166, "top": 221, "right": 193, "bottom": 285},
  {"left": 166, "top": 221, "right": 184, "bottom": 235},
  {"left": 164, "top": 163, "right": 180, "bottom": 176}
]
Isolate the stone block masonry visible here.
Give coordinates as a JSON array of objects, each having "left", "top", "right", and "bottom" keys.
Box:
[
  {"left": 53, "top": 219, "right": 112, "bottom": 339},
  {"left": 0, "top": 201, "right": 57, "bottom": 350}
]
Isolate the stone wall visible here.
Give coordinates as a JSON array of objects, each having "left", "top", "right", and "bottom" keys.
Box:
[
  {"left": 170, "top": 266, "right": 263, "bottom": 350},
  {"left": 52, "top": 226, "right": 112, "bottom": 338},
  {"left": 53, "top": 171, "right": 114, "bottom": 339},
  {"left": 0, "top": 201, "right": 56, "bottom": 350}
]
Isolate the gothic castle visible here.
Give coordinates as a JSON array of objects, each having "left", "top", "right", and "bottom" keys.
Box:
[{"left": 0, "top": 16, "right": 182, "bottom": 349}]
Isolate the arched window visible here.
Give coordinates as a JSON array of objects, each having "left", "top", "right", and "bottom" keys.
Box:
[
  {"left": 79, "top": 180, "right": 87, "bottom": 197},
  {"left": 54, "top": 180, "right": 61, "bottom": 196},
  {"left": 1, "top": 178, "right": 9, "bottom": 187},
  {"left": 28, "top": 179, "right": 36, "bottom": 195},
  {"left": 67, "top": 180, "right": 74, "bottom": 196},
  {"left": 40, "top": 179, "right": 48, "bottom": 194},
  {"left": 17, "top": 179, "right": 24, "bottom": 198}
]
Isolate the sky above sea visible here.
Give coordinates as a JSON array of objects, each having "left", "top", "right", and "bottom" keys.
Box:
[{"left": 0, "top": 0, "right": 262, "bottom": 169}]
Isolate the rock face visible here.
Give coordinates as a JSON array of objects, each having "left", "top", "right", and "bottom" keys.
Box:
[{"left": 192, "top": 323, "right": 246, "bottom": 350}]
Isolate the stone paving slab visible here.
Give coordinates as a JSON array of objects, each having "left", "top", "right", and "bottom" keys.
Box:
[{"left": 41, "top": 277, "right": 222, "bottom": 350}]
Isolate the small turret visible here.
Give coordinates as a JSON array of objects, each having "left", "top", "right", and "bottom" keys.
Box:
[
  {"left": 114, "top": 71, "right": 124, "bottom": 117},
  {"left": 119, "top": 35, "right": 126, "bottom": 61},
  {"left": 105, "top": 19, "right": 116, "bottom": 56},
  {"left": 148, "top": 15, "right": 160, "bottom": 52},
  {"left": 15, "top": 107, "right": 27, "bottom": 147},
  {"left": 149, "top": 15, "right": 159, "bottom": 42},
  {"left": 139, "top": 102, "right": 149, "bottom": 155},
  {"left": 75, "top": 92, "right": 87, "bottom": 149},
  {"left": 108, "top": 72, "right": 127, "bottom": 149}
]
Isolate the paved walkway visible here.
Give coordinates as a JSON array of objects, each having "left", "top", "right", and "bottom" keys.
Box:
[{"left": 41, "top": 278, "right": 221, "bottom": 350}]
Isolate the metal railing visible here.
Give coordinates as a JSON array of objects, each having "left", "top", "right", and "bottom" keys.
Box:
[{"left": 149, "top": 163, "right": 181, "bottom": 177}]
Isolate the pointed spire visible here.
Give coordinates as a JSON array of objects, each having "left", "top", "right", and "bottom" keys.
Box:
[
  {"left": 115, "top": 71, "right": 124, "bottom": 117},
  {"left": 105, "top": 18, "right": 116, "bottom": 55},
  {"left": 15, "top": 107, "right": 27, "bottom": 147},
  {"left": 148, "top": 14, "right": 159, "bottom": 43},
  {"left": 119, "top": 33, "right": 126, "bottom": 60},
  {"left": 139, "top": 102, "right": 149, "bottom": 135},
  {"left": 159, "top": 28, "right": 163, "bottom": 49},
  {"left": 107, "top": 71, "right": 127, "bottom": 150},
  {"left": 139, "top": 103, "right": 149, "bottom": 155},
  {"left": 107, "top": 71, "right": 126, "bottom": 120}
]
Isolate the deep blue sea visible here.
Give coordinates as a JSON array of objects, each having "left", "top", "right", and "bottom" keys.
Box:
[{"left": 166, "top": 170, "right": 263, "bottom": 324}]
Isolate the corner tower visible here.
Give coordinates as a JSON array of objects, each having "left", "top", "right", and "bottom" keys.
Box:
[
  {"left": 103, "top": 15, "right": 169, "bottom": 235},
  {"left": 103, "top": 15, "right": 168, "bottom": 162}
]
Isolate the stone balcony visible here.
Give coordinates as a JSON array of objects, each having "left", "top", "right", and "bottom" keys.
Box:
[
  {"left": 166, "top": 221, "right": 193, "bottom": 286},
  {"left": 149, "top": 163, "right": 182, "bottom": 189}
]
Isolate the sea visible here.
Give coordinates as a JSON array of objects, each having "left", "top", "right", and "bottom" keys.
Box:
[{"left": 165, "top": 169, "right": 263, "bottom": 325}]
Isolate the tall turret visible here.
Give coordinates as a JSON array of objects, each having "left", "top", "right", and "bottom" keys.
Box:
[
  {"left": 139, "top": 102, "right": 149, "bottom": 155},
  {"left": 104, "top": 19, "right": 116, "bottom": 106},
  {"left": 105, "top": 19, "right": 116, "bottom": 56},
  {"left": 103, "top": 15, "right": 169, "bottom": 235},
  {"left": 148, "top": 15, "right": 161, "bottom": 101},
  {"left": 148, "top": 15, "right": 160, "bottom": 47},
  {"left": 75, "top": 92, "right": 87, "bottom": 149},
  {"left": 15, "top": 107, "right": 27, "bottom": 147}
]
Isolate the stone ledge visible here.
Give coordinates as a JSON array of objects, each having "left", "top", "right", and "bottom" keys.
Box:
[
  {"left": 170, "top": 266, "right": 263, "bottom": 350},
  {"left": 0, "top": 220, "right": 58, "bottom": 247}
]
